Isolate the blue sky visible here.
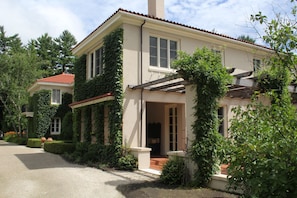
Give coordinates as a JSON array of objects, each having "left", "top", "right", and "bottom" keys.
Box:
[{"left": 0, "top": 0, "right": 293, "bottom": 45}]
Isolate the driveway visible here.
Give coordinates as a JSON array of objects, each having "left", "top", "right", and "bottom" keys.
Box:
[
  {"left": 0, "top": 141, "right": 238, "bottom": 198},
  {"left": 0, "top": 140, "right": 157, "bottom": 198}
]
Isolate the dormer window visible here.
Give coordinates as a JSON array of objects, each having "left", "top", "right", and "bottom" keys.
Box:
[
  {"left": 52, "top": 89, "right": 61, "bottom": 104},
  {"left": 150, "top": 36, "right": 177, "bottom": 69}
]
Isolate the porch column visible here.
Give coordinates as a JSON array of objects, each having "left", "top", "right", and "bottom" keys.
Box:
[{"left": 130, "top": 147, "right": 152, "bottom": 169}]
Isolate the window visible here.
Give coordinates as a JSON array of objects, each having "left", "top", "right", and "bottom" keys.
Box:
[
  {"left": 253, "top": 59, "right": 261, "bottom": 73},
  {"left": 51, "top": 118, "right": 61, "bottom": 134},
  {"left": 218, "top": 107, "right": 224, "bottom": 136},
  {"left": 52, "top": 89, "right": 61, "bottom": 104},
  {"left": 90, "top": 47, "right": 104, "bottom": 78},
  {"left": 169, "top": 106, "right": 178, "bottom": 151},
  {"left": 150, "top": 36, "right": 177, "bottom": 68}
]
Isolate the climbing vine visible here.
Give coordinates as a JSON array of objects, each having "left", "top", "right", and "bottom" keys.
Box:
[
  {"left": 73, "top": 28, "right": 123, "bottom": 166},
  {"left": 173, "top": 47, "right": 232, "bottom": 186},
  {"left": 28, "top": 91, "right": 73, "bottom": 138}
]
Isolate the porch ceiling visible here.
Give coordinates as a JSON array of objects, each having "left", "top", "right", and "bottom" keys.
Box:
[{"left": 129, "top": 69, "right": 261, "bottom": 98}]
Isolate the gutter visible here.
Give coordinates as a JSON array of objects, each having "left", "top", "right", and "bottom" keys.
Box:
[{"left": 140, "top": 20, "right": 146, "bottom": 147}]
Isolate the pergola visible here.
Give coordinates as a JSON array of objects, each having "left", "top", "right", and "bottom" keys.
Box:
[{"left": 129, "top": 69, "right": 261, "bottom": 99}]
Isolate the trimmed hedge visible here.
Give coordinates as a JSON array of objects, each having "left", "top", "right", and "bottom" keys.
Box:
[
  {"left": 44, "top": 141, "right": 75, "bottom": 154},
  {"left": 27, "top": 138, "right": 42, "bottom": 148}
]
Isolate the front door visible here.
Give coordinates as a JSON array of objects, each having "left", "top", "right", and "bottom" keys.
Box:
[{"left": 168, "top": 105, "right": 178, "bottom": 151}]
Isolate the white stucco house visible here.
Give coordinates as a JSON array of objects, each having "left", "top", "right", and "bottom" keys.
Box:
[{"left": 70, "top": 0, "right": 276, "bottom": 173}]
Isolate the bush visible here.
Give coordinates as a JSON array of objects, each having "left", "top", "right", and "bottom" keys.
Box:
[
  {"left": 68, "top": 142, "right": 113, "bottom": 165},
  {"left": 4, "top": 131, "right": 27, "bottom": 145},
  {"left": 27, "top": 138, "right": 42, "bottom": 148},
  {"left": 226, "top": 93, "right": 297, "bottom": 197},
  {"left": 118, "top": 154, "right": 137, "bottom": 171},
  {"left": 160, "top": 157, "right": 185, "bottom": 185},
  {"left": 44, "top": 141, "right": 75, "bottom": 154}
]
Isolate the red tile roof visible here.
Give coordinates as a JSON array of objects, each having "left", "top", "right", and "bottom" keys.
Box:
[
  {"left": 73, "top": 8, "right": 272, "bottom": 52},
  {"left": 37, "top": 73, "right": 74, "bottom": 84}
]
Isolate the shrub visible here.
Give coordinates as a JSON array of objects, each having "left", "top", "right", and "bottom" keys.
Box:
[
  {"left": 44, "top": 141, "right": 75, "bottom": 154},
  {"left": 27, "top": 138, "right": 42, "bottom": 148},
  {"left": 160, "top": 157, "right": 185, "bottom": 185},
  {"left": 118, "top": 154, "right": 137, "bottom": 171},
  {"left": 226, "top": 93, "right": 297, "bottom": 197},
  {"left": 4, "top": 131, "right": 27, "bottom": 145},
  {"left": 68, "top": 142, "right": 113, "bottom": 165}
]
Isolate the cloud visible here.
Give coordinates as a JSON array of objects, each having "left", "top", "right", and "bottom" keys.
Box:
[
  {"left": 0, "top": 0, "right": 294, "bottom": 45},
  {"left": 0, "top": 0, "right": 86, "bottom": 43}
]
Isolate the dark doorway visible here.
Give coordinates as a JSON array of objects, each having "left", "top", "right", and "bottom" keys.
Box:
[{"left": 147, "top": 122, "right": 161, "bottom": 156}]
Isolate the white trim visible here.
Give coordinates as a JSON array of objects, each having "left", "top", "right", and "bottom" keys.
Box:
[{"left": 70, "top": 95, "right": 115, "bottom": 109}]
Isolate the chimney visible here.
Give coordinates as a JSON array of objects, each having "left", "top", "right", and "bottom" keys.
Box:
[{"left": 148, "top": 0, "right": 165, "bottom": 18}]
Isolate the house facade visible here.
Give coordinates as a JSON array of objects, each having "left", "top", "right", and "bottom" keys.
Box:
[
  {"left": 26, "top": 73, "right": 74, "bottom": 138},
  {"left": 71, "top": 0, "right": 274, "bottom": 169}
]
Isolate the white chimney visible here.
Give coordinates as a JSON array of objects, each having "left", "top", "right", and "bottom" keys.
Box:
[{"left": 148, "top": 0, "right": 165, "bottom": 18}]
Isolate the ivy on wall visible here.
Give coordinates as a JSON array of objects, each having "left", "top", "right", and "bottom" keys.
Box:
[
  {"left": 73, "top": 28, "right": 123, "bottom": 165},
  {"left": 173, "top": 47, "right": 232, "bottom": 186},
  {"left": 28, "top": 91, "right": 73, "bottom": 138},
  {"left": 29, "top": 90, "right": 57, "bottom": 138}
]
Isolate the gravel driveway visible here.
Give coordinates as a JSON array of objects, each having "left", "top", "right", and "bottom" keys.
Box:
[
  {"left": 0, "top": 141, "right": 157, "bottom": 198},
  {"left": 0, "top": 140, "right": 237, "bottom": 198}
]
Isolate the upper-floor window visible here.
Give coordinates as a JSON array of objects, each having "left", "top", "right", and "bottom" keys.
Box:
[
  {"left": 253, "top": 58, "right": 261, "bottom": 73},
  {"left": 150, "top": 36, "right": 177, "bottom": 69},
  {"left": 90, "top": 47, "right": 104, "bottom": 78},
  {"left": 52, "top": 89, "right": 61, "bottom": 104},
  {"left": 50, "top": 118, "right": 61, "bottom": 135}
]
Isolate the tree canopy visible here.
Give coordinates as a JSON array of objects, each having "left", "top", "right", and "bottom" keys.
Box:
[{"left": 0, "top": 26, "right": 77, "bottom": 133}]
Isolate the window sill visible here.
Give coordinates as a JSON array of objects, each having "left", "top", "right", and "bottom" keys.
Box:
[{"left": 149, "top": 66, "right": 176, "bottom": 74}]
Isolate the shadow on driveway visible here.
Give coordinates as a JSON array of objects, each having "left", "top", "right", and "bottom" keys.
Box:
[{"left": 15, "top": 152, "right": 81, "bottom": 170}]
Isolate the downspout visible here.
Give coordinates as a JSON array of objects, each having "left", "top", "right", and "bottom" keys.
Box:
[{"left": 140, "top": 20, "right": 146, "bottom": 147}]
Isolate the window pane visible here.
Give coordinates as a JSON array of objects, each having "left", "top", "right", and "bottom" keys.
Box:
[
  {"left": 160, "top": 39, "right": 168, "bottom": 68},
  {"left": 170, "top": 41, "right": 177, "bottom": 65},
  {"left": 253, "top": 59, "right": 261, "bottom": 72},
  {"left": 52, "top": 89, "right": 60, "bottom": 104},
  {"left": 95, "top": 49, "right": 100, "bottom": 75},
  {"left": 150, "top": 37, "right": 157, "bottom": 66},
  {"left": 90, "top": 53, "right": 94, "bottom": 77}
]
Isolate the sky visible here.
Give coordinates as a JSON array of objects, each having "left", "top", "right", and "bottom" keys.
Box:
[{"left": 0, "top": 0, "right": 293, "bottom": 45}]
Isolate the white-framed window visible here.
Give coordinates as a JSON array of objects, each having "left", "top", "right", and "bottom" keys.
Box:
[
  {"left": 253, "top": 58, "right": 261, "bottom": 73},
  {"left": 218, "top": 106, "right": 225, "bottom": 136},
  {"left": 149, "top": 36, "right": 177, "bottom": 68},
  {"left": 52, "top": 89, "right": 61, "bottom": 104},
  {"left": 50, "top": 118, "right": 61, "bottom": 135},
  {"left": 89, "top": 47, "right": 104, "bottom": 78}
]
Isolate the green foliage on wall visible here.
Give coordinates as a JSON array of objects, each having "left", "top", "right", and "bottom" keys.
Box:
[
  {"left": 173, "top": 47, "right": 232, "bottom": 186},
  {"left": 72, "top": 109, "right": 81, "bottom": 143},
  {"left": 93, "top": 104, "right": 104, "bottom": 144},
  {"left": 73, "top": 28, "right": 123, "bottom": 166},
  {"left": 83, "top": 107, "right": 92, "bottom": 143},
  {"left": 60, "top": 111, "right": 73, "bottom": 140},
  {"left": 28, "top": 91, "right": 73, "bottom": 139},
  {"left": 29, "top": 90, "right": 57, "bottom": 138}
]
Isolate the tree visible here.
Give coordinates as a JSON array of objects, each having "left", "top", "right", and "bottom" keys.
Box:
[
  {"left": 0, "top": 51, "right": 41, "bottom": 134},
  {"left": 251, "top": 0, "right": 297, "bottom": 78},
  {"left": 237, "top": 35, "right": 256, "bottom": 43},
  {"left": 54, "top": 30, "right": 77, "bottom": 74},
  {"left": 225, "top": 1, "right": 297, "bottom": 196},
  {"left": 28, "top": 33, "right": 58, "bottom": 76},
  {"left": 28, "top": 30, "right": 77, "bottom": 76},
  {"left": 0, "top": 26, "right": 42, "bottom": 134},
  {"left": 0, "top": 26, "right": 23, "bottom": 54}
]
